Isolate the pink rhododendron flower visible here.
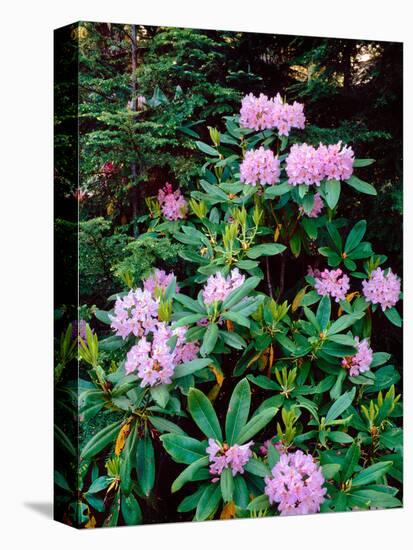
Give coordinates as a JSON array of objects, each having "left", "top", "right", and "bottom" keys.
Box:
[
  {"left": 158, "top": 182, "right": 188, "bottom": 221},
  {"left": 317, "top": 142, "right": 354, "bottom": 181},
  {"left": 206, "top": 439, "right": 253, "bottom": 476},
  {"left": 362, "top": 267, "right": 401, "bottom": 311},
  {"left": 110, "top": 288, "right": 159, "bottom": 339},
  {"left": 240, "top": 147, "right": 281, "bottom": 186},
  {"left": 143, "top": 269, "right": 179, "bottom": 297},
  {"left": 342, "top": 336, "right": 373, "bottom": 377},
  {"left": 125, "top": 322, "right": 199, "bottom": 386},
  {"left": 299, "top": 192, "right": 324, "bottom": 218},
  {"left": 239, "top": 93, "right": 305, "bottom": 136},
  {"left": 260, "top": 439, "right": 285, "bottom": 456},
  {"left": 264, "top": 450, "right": 327, "bottom": 516},
  {"left": 286, "top": 143, "right": 325, "bottom": 186},
  {"left": 202, "top": 269, "right": 245, "bottom": 305},
  {"left": 314, "top": 268, "right": 350, "bottom": 302},
  {"left": 307, "top": 265, "right": 321, "bottom": 279},
  {"left": 286, "top": 142, "right": 354, "bottom": 186}
]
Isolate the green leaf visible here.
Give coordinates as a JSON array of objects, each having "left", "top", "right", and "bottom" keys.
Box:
[
  {"left": 327, "top": 431, "right": 354, "bottom": 444},
  {"left": 344, "top": 220, "right": 367, "bottom": 253},
  {"left": 178, "top": 485, "right": 208, "bottom": 512},
  {"left": 221, "top": 311, "right": 250, "bottom": 328},
  {"left": 160, "top": 434, "right": 206, "bottom": 464},
  {"left": 233, "top": 475, "right": 249, "bottom": 508},
  {"left": 352, "top": 461, "right": 393, "bottom": 487},
  {"left": 264, "top": 181, "right": 291, "bottom": 198},
  {"left": 220, "top": 330, "right": 247, "bottom": 350},
  {"left": 353, "top": 159, "right": 375, "bottom": 167},
  {"left": 223, "top": 276, "right": 261, "bottom": 309},
  {"left": 236, "top": 407, "right": 278, "bottom": 445},
  {"left": 328, "top": 313, "right": 364, "bottom": 335},
  {"left": 220, "top": 467, "right": 234, "bottom": 503},
  {"left": 195, "top": 483, "right": 221, "bottom": 521},
  {"left": 316, "top": 295, "right": 331, "bottom": 331},
  {"left": 322, "top": 463, "right": 341, "bottom": 480},
  {"left": 150, "top": 384, "right": 170, "bottom": 408},
  {"left": 346, "top": 175, "right": 377, "bottom": 196},
  {"left": 326, "top": 222, "right": 343, "bottom": 252},
  {"left": 244, "top": 458, "right": 271, "bottom": 477},
  {"left": 350, "top": 489, "right": 401, "bottom": 509},
  {"left": 136, "top": 435, "right": 155, "bottom": 496},
  {"left": 325, "top": 388, "right": 356, "bottom": 424},
  {"left": 324, "top": 179, "right": 341, "bottom": 209},
  {"left": 171, "top": 456, "right": 209, "bottom": 492},
  {"left": 173, "top": 313, "right": 206, "bottom": 328},
  {"left": 173, "top": 358, "right": 211, "bottom": 379},
  {"left": 121, "top": 493, "right": 142, "bottom": 525},
  {"left": 188, "top": 388, "right": 223, "bottom": 441},
  {"left": 80, "top": 420, "right": 123, "bottom": 460},
  {"left": 225, "top": 379, "right": 251, "bottom": 445},
  {"left": 247, "top": 494, "right": 270, "bottom": 512},
  {"left": 302, "top": 193, "right": 315, "bottom": 215},
  {"left": 245, "top": 243, "right": 286, "bottom": 259},
  {"left": 200, "top": 323, "right": 219, "bottom": 356},
  {"left": 383, "top": 307, "right": 402, "bottom": 327},
  {"left": 341, "top": 443, "right": 361, "bottom": 481},
  {"left": 120, "top": 423, "right": 138, "bottom": 494},
  {"left": 88, "top": 475, "right": 112, "bottom": 494},
  {"left": 196, "top": 141, "right": 219, "bottom": 156},
  {"left": 94, "top": 309, "right": 112, "bottom": 325}
]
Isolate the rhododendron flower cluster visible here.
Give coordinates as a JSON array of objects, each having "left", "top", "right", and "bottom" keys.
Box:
[
  {"left": 286, "top": 142, "right": 354, "bottom": 186},
  {"left": 240, "top": 147, "right": 281, "bottom": 186},
  {"left": 206, "top": 439, "right": 253, "bottom": 477},
  {"left": 72, "top": 319, "right": 88, "bottom": 340},
  {"left": 264, "top": 450, "right": 327, "bottom": 516},
  {"left": 239, "top": 93, "right": 305, "bottom": 136},
  {"left": 300, "top": 192, "right": 324, "bottom": 218},
  {"left": 143, "top": 269, "right": 180, "bottom": 297},
  {"left": 202, "top": 269, "right": 245, "bottom": 305},
  {"left": 259, "top": 439, "right": 285, "bottom": 456},
  {"left": 157, "top": 182, "right": 188, "bottom": 221},
  {"left": 314, "top": 268, "right": 350, "bottom": 302},
  {"left": 362, "top": 268, "right": 401, "bottom": 311},
  {"left": 110, "top": 288, "right": 159, "bottom": 339},
  {"left": 342, "top": 336, "right": 373, "bottom": 377},
  {"left": 125, "top": 322, "right": 199, "bottom": 386}
]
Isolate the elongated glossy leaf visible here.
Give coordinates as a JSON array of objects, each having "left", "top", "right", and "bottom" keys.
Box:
[
  {"left": 200, "top": 323, "right": 219, "bottom": 356},
  {"left": 225, "top": 379, "right": 251, "bottom": 445},
  {"left": 325, "top": 388, "right": 356, "bottom": 424},
  {"left": 220, "top": 467, "right": 234, "bottom": 503},
  {"left": 247, "top": 494, "right": 270, "bottom": 511},
  {"left": 324, "top": 179, "right": 341, "bottom": 209},
  {"left": 188, "top": 388, "right": 222, "bottom": 440},
  {"left": 171, "top": 456, "right": 209, "bottom": 493},
  {"left": 236, "top": 407, "right": 278, "bottom": 445},
  {"left": 136, "top": 435, "right": 155, "bottom": 496},
  {"left": 80, "top": 420, "right": 123, "bottom": 460},
  {"left": 352, "top": 461, "right": 393, "bottom": 487},
  {"left": 345, "top": 220, "right": 367, "bottom": 253},
  {"left": 195, "top": 483, "right": 221, "bottom": 521},
  {"left": 341, "top": 443, "right": 361, "bottom": 481},
  {"left": 246, "top": 243, "right": 286, "bottom": 259},
  {"left": 160, "top": 434, "right": 206, "bottom": 464},
  {"left": 316, "top": 295, "right": 331, "bottom": 331},
  {"left": 347, "top": 175, "right": 377, "bottom": 195},
  {"left": 173, "top": 358, "right": 211, "bottom": 379},
  {"left": 222, "top": 276, "right": 261, "bottom": 309},
  {"left": 244, "top": 457, "right": 271, "bottom": 477},
  {"left": 121, "top": 493, "right": 142, "bottom": 525}
]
